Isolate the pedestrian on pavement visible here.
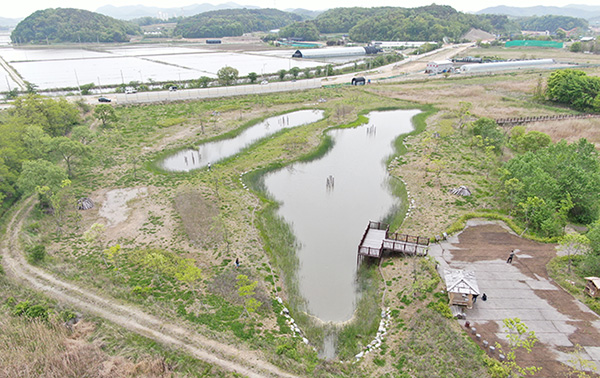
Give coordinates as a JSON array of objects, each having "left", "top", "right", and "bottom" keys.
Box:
[
  {"left": 507, "top": 249, "right": 515, "bottom": 263},
  {"left": 482, "top": 293, "right": 487, "bottom": 301}
]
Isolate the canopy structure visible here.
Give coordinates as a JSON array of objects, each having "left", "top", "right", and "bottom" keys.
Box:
[{"left": 444, "top": 269, "right": 480, "bottom": 309}]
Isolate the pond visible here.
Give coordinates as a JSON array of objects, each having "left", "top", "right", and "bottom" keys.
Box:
[
  {"left": 157, "top": 109, "right": 325, "bottom": 172},
  {"left": 262, "top": 109, "right": 420, "bottom": 322}
]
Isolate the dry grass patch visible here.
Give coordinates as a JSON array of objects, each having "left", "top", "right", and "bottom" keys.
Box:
[
  {"left": 174, "top": 189, "right": 224, "bottom": 248},
  {"left": 526, "top": 118, "right": 600, "bottom": 148},
  {"left": 0, "top": 316, "right": 174, "bottom": 378}
]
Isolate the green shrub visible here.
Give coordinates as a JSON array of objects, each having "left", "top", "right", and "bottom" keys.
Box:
[{"left": 27, "top": 245, "right": 46, "bottom": 264}]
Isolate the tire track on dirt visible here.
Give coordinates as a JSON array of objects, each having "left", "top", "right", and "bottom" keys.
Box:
[{"left": 1, "top": 198, "right": 299, "bottom": 378}]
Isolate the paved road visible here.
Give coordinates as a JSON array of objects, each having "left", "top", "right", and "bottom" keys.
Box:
[
  {"left": 83, "top": 79, "right": 322, "bottom": 106},
  {"left": 431, "top": 220, "right": 600, "bottom": 374}
]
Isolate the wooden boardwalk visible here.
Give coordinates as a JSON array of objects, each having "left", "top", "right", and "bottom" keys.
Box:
[{"left": 357, "top": 221, "right": 429, "bottom": 263}]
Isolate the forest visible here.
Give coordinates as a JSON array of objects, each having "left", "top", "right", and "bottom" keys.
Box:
[{"left": 10, "top": 8, "right": 141, "bottom": 44}]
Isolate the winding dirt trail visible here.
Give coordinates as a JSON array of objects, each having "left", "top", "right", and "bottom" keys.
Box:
[{"left": 1, "top": 198, "right": 299, "bottom": 378}]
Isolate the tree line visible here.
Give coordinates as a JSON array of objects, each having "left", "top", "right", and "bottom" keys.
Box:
[
  {"left": 0, "top": 95, "right": 113, "bottom": 219},
  {"left": 173, "top": 8, "right": 302, "bottom": 38}
]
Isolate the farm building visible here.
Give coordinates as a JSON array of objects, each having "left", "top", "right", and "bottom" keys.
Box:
[
  {"left": 444, "top": 269, "right": 480, "bottom": 309},
  {"left": 371, "top": 41, "right": 429, "bottom": 48},
  {"left": 460, "top": 59, "right": 555, "bottom": 74},
  {"left": 292, "top": 46, "right": 379, "bottom": 59},
  {"left": 425, "top": 60, "right": 454, "bottom": 74},
  {"left": 585, "top": 277, "right": 600, "bottom": 298}
]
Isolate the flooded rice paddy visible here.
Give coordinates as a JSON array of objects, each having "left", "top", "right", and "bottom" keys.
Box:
[
  {"left": 263, "top": 109, "right": 419, "bottom": 322},
  {"left": 0, "top": 44, "right": 325, "bottom": 90}
]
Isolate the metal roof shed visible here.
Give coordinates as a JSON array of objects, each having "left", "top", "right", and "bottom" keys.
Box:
[{"left": 444, "top": 269, "right": 480, "bottom": 309}]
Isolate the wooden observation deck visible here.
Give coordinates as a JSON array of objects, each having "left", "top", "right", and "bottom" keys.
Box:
[{"left": 357, "top": 221, "right": 429, "bottom": 263}]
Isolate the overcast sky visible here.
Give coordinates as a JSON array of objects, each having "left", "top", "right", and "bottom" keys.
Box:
[{"left": 4, "top": 0, "right": 600, "bottom": 19}]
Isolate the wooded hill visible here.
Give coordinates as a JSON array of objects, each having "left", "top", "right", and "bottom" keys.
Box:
[
  {"left": 10, "top": 8, "right": 142, "bottom": 44},
  {"left": 173, "top": 8, "right": 302, "bottom": 38},
  {"left": 314, "top": 5, "right": 521, "bottom": 42},
  {"left": 517, "top": 15, "right": 588, "bottom": 33}
]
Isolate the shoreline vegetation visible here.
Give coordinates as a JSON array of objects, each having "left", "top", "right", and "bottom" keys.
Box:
[{"left": 1, "top": 44, "right": 600, "bottom": 377}]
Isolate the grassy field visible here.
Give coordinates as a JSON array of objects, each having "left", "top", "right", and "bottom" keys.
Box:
[{"left": 4, "top": 46, "right": 600, "bottom": 377}]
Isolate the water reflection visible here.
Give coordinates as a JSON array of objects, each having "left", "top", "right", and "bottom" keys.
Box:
[
  {"left": 158, "top": 109, "right": 324, "bottom": 172},
  {"left": 263, "top": 109, "right": 420, "bottom": 322}
]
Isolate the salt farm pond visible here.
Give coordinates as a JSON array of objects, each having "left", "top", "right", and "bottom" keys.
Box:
[
  {"left": 263, "top": 109, "right": 420, "bottom": 323},
  {"left": 157, "top": 109, "right": 325, "bottom": 172}
]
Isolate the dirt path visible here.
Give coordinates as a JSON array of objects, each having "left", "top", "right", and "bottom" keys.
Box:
[{"left": 1, "top": 198, "right": 300, "bottom": 378}]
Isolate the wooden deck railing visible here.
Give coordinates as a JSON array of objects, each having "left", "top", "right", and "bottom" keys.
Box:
[{"left": 386, "top": 232, "right": 430, "bottom": 246}]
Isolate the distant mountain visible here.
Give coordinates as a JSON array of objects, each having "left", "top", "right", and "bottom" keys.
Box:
[
  {"left": 96, "top": 2, "right": 260, "bottom": 20},
  {"left": 476, "top": 5, "right": 600, "bottom": 21},
  {"left": 0, "top": 17, "right": 21, "bottom": 27},
  {"left": 285, "top": 8, "right": 324, "bottom": 19}
]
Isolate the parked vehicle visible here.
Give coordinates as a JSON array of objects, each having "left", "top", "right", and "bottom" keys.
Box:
[{"left": 169, "top": 86, "right": 178, "bottom": 91}]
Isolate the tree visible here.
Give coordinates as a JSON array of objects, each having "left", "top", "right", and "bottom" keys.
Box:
[
  {"left": 277, "top": 69, "right": 287, "bottom": 81},
  {"left": 46, "top": 179, "right": 79, "bottom": 236},
  {"left": 503, "top": 138, "right": 600, "bottom": 228},
  {"left": 247, "top": 72, "right": 258, "bottom": 84},
  {"left": 470, "top": 117, "right": 504, "bottom": 151},
  {"left": 94, "top": 104, "right": 117, "bottom": 128},
  {"left": 586, "top": 221, "right": 600, "bottom": 254},
  {"left": 9, "top": 94, "right": 81, "bottom": 137},
  {"left": 289, "top": 67, "right": 300, "bottom": 79},
  {"left": 492, "top": 318, "right": 541, "bottom": 377},
  {"left": 570, "top": 41, "right": 583, "bottom": 52},
  {"left": 566, "top": 344, "right": 597, "bottom": 378},
  {"left": 79, "top": 83, "right": 95, "bottom": 95},
  {"left": 194, "top": 76, "right": 212, "bottom": 88},
  {"left": 559, "top": 233, "right": 591, "bottom": 272},
  {"left": 278, "top": 20, "right": 319, "bottom": 41},
  {"left": 236, "top": 274, "right": 261, "bottom": 317},
  {"left": 510, "top": 127, "right": 551, "bottom": 153},
  {"left": 217, "top": 66, "right": 239, "bottom": 86},
  {"left": 70, "top": 125, "right": 95, "bottom": 145},
  {"left": 17, "top": 159, "right": 68, "bottom": 197},
  {"left": 51, "top": 136, "right": 90, "bottom": 177}
]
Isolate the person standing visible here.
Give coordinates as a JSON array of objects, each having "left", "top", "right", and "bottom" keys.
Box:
[{"left": 507, "top": 250, "right": 515, "bottom": 263}]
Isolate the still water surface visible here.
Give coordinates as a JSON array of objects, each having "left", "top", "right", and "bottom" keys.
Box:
[
  {"left": 158, "top": 109, "right": 324, "bottom": 172},
  {"left": 262, "top": 109, "right": 419, "bottom": 322}
]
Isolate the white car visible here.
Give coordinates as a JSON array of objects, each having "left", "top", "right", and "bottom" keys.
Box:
[
  {"left": 260, "top": 80, "right": 268, "bottom": 85},
  {"left": 125, "top": 88, "right": 137, "bottom": 94}
]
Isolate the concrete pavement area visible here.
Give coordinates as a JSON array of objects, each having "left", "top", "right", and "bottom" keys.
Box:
[{"left": 431, "top": 219, "right": 600, "bottom": 374}]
